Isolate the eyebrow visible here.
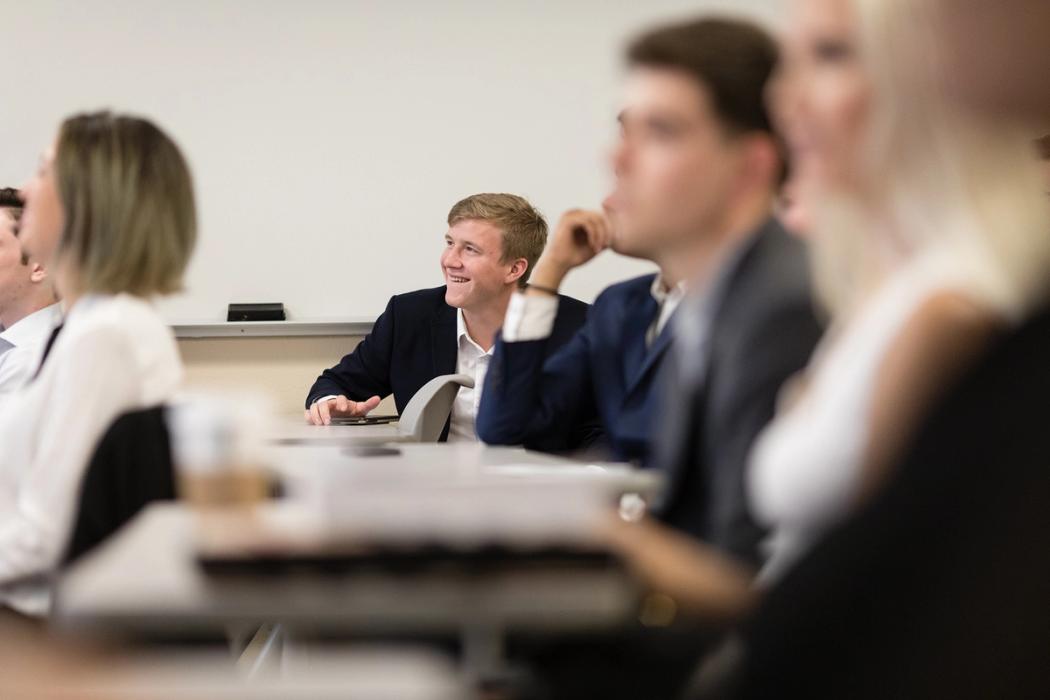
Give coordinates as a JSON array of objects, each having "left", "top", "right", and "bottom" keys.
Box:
[{"left": 448, "top": 235, "right": 482, "bottom": 251}]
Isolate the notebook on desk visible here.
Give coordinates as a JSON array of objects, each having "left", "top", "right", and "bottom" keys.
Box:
[{"left": 328, "top": 414, "right": 399, "bottom": 426}]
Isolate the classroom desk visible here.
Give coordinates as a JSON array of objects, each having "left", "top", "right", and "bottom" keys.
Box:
[
  {"left": 265, "top": 412, "right": 402, "bottom": 445},
  {"left": 263, "top": 413, "right": 663, "bottom": 501},
  {"left": 54, "top": 502, "right": 640, "bottom": 678},
  {"left": 55, "top": 435, "right": 657, "bottom": 679}
]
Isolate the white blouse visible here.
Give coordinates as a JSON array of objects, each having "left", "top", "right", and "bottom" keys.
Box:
[
  {"left": 0, "top": 293, "right": 182, "bottom": 615},
  {"left": 748, "top": 251, "right": 990, "bottom": 582}
]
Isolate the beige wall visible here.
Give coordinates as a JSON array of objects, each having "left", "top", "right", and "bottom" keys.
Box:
[{"left": 177, "top": 336, "right": 398, "bottom": 415}]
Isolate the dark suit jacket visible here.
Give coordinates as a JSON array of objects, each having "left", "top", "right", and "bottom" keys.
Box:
[
  {"left": 652, "top": 218, "right": 823, "bottom": 565},
  {"left": 306, "top": 286, "right": 590, "bottom": 441},
  {"left": 477, "top": 273, "right": 674, "bottom": 462},
  {"left": 731, "top": 307, "right": 1050, "bottom": 700}
]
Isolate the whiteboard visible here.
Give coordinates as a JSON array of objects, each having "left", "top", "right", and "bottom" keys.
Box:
[{"left": 1, "top": 0, "right": 781, "bottom": 324}]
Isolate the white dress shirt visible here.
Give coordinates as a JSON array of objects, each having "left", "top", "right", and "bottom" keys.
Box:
[
  {"left": 0, "top": 293, "right": 183, "bottom": 615},
  {"left": 0, "top": 303, "right": 62, "bottom": 397},
  {"left": 503, "top": 275, "right": 684, "bottom": 346},
  {"left": 446, "top": 309, "right": 493, "bottom": 442},
  {"left": 748, "top": 248, "right": 1004, "bottom": 583},
  {"left": 646, "top": 276, "right": 687, "bottom": 347}
]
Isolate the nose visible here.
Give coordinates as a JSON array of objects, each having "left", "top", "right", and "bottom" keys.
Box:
[{"left": 443, "top": 246, "right": 463, "bottom": 269}]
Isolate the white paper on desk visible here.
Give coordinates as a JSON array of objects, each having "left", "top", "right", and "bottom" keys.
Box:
[{"left": 319, "top": 479, "right": 611, "bottom": 550}]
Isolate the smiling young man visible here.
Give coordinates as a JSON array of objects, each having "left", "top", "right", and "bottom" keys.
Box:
[
  {"left": 0, "top": 188, "right": 60, "bottom": 398},
  {"left": 304, "top": 193, "right": 589, "bottom": 441}
]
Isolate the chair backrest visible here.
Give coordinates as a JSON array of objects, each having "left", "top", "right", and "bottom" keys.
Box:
[
  {"left": 397, "top": 373, "right": 475, "bottom": 443},
  {"left": 63, "top": 406, "right": 175, "bottom": 565}
]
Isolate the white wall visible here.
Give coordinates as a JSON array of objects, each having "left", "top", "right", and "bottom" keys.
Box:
[
  {"left": 4, "top": 1, "right": 784, "bottom": 407},
  {"left": 1, "top": 0, "right": 783, "bottom": 325}
]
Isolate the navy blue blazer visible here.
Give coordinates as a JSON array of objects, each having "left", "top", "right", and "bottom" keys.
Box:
[
  {"left": 477, "top": 274, "right": 670, "bottom": 461},
  {"left": 305, "top": 286, "right": 590, "bottom": 441}
]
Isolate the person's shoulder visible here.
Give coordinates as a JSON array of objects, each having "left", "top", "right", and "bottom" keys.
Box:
[
  {"left": 382, "top": 286, "right": 450, "bottom": 323},
  {"left": 895, "top": 290, "right": 1003, "bottom": 355},
  {"left": 725, "top": 219, "right": 815, "bottom": 321},
  {"left": 77, "top": 294, "right": 167, "bottom": 335},
  {"left": 743, "top": 218, "right": 810, "bottom": 282},
  {"left": 391, "top": 286, "right": 447, "bottom": 306},
  {"left": 594, "top": 273, "right": 659, "bottom": 306},
  {"left": 918, "top": 304, "right": 1050, "bottom": 423},
  {"left": 865, "top": 290, "right": 1005, "bottom": 413},
  {"left": 548, "top": 293, "right": 590, "bottom": 335},
  {"left": 554, "top": 293, "right": 590, "bottom": 316},
  {"left": 62, "top": 294, "right": 174, "bottom": 361}
]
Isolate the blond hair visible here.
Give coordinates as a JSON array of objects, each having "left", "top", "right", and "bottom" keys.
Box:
[
  {"left": 447, "top": 193, "right": 548, "bottom": 288},
  {"left": 55, "top": 111, "right": 196, "bottom": 296},
  {"left": 811, "top": 0, "right": 1050, "bottom": 320}
]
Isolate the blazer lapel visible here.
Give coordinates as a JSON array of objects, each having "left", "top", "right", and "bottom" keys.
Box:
[
  {"left": 431, "top": 303, "right": 458, "bottom": 377},
  {"left": 624, "top": 307, "right": 677, "bottom": 400},
  {"left": 620, "top": 292, "right": 657, "bottom": 389}
]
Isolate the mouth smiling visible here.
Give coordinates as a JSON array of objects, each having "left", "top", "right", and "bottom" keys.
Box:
[{"left": 446, "top": 273, "right": 470, "bottom": 284}]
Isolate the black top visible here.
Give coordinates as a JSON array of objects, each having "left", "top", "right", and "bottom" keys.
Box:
[
  {"left": 731, "top": 307, "right": 1050, "bottom": 700},
  {"left": 63, "top": 406, "right": 175, "bottom": 565}
]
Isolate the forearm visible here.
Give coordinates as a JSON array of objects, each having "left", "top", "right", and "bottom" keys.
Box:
[
  {"left": 526, "top": 256, "right": 573, "bottom": 296},
  {"left": 306, "top": 358, "right": 390, "bottom": 408},
  {"left": 476, "top": 340, "right": 559, "bottom": 445},
  {"left": 478, "top": 330, "right": 595, "bottom": 450},
  {"left": 604, "top": 516, "right": 759, "bottom": 624}
]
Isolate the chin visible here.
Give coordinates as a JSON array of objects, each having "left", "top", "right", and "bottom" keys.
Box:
[
  {"left": 444, "top": 289, "right": 467, "bottom": 309},
  {"left": 610, "top": 233, "right": 648, "bottom": 262}
]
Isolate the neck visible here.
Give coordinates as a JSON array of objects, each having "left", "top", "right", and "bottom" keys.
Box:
[
  {"left": 55, "top": 264, "right": 84, "bottom": 314},
  {"left": 655, "top": 189, "right": 774, "bottom": 288},
  {"left": 461, "top": 288, "right": 514, "bottom": 351},
  {"left": 0, "top": 292, "right": 55, "bottom": 331}
]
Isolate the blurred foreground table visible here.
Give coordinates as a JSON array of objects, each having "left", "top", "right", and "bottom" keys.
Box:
[{"left": 55, "top": 500, "right": 642, "bottom": 678}]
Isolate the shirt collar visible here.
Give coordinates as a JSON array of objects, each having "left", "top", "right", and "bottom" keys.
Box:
[
  {"left": 456, "top": 308, "right": 490, "bottom": 356},
  {"left": 0, "top": 303, "right": 63, "bottom": 348},
  {"left": 650, "top": 275, "right": 688, "bottom": 306}
]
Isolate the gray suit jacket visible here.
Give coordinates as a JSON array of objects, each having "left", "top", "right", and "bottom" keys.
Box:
[{"left": 651, "top": 217, "right": 823, "bottom": 566}]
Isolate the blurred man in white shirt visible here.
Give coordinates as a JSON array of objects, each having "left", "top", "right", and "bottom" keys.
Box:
[{"left": 0, "top": 188, "right": 60, "bottom": 396}]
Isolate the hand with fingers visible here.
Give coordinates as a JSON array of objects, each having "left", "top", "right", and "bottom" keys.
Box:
[
  {"left": 598, "top": 514, "right": 758, "bottom": 622},
  {"left": 304, "top": 394, "right": 382, "bottom": 425},
  {"left": 527, "top": 208, "right": 614, "bottom": 294}
]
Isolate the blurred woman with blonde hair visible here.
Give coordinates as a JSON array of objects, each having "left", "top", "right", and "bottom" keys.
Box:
[
  {"left": 0, "top": 111, "right": 195, "bottom": 617},
  {"left": 746, "top": 0, "right": 1050, "bottom": 579}
]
